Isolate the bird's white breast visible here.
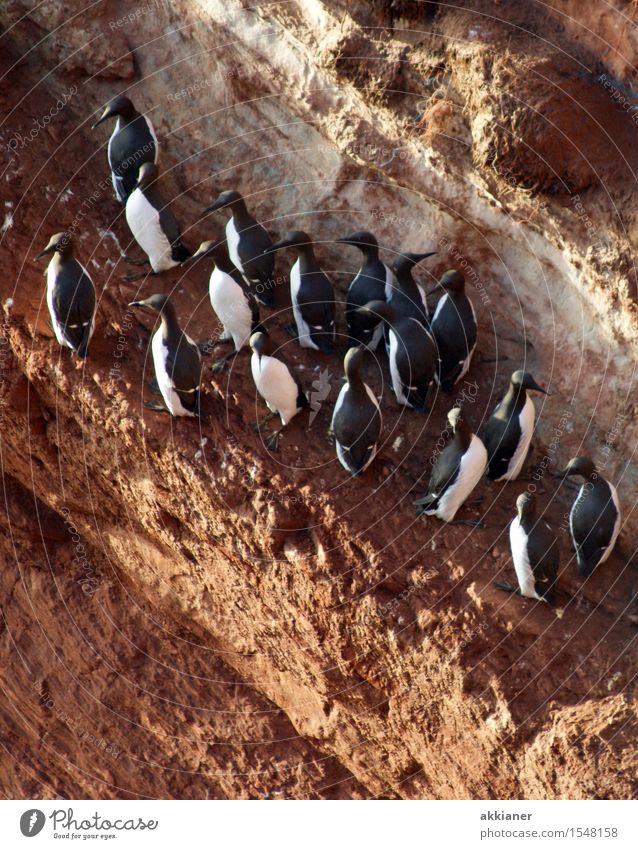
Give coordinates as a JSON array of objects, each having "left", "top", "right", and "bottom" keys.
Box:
[
  {"left": 209, "top": 267, "right": 252, "bottom": 350},
  {"left": 151, "top": 329, "right": 193, "bottom": 416},
  {"left": 226, "top": 216, "right": 243, "bottom": 273},
  {"left": 125, "top": 189, "right": 175, "bottom": 272},
  {"left": 505, "top": 394, "right": 535, "bottom": 480},
  {"left": 436, "top": 434, "right": 487, "bottom": 521},
  {"left": 251, "top": 352, "right": 301, "bottom": 425},
  {"left": 509, "top": 518, "right": 542, "bottom": 600}
]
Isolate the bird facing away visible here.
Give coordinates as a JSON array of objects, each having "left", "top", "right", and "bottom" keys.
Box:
[
  {"left": 124, "top": 162, "right": 190, "bottom": 280},
  {"left": 415, "top": 407, "right": 487, "bottom": 526},
  {"left": 202, "top": 190, "right": 276, "bottom": 306},
  {"left": 428, "top": 269, "right": 477, "bottom": 392},
  {"left": 34, "top": 232, "right": 96, "bottom": 358},
  {"left": 249, "top": 331, "right": 309, "bottom": 450},
  {"left": 338, "top": 231, "right": 394, "bottom": 351},
  {"left": 388, "top": 251, "right": 436, "bottom": 326},
  {"left": 330, "top": 346, "right": 382, "bottom": 476},
  {"left": 484, "top": 370, "right": 548, "bottom": 481},
  {"left": 92, "top": 94, "right": 158, "bottom": 203},
  {"left": 358, "top": 300, "right": 438, "bottom": 411},
  {"left": 562, "top": 456, "right": 621, "bottom": 577},
  {"left": 185, "top": 240, "right": 261, "bottom": 372},
  {"left": 495, "top": 492, "right": 559, "bottom": 603},
  {"left": 265, "top": 231, "right": 336, "bottom": 354},
  {"left": 128, "top": 294, "right": 201, "bottom": 416}
]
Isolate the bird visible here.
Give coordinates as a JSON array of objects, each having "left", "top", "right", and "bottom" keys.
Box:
[
  {"left": 249, "top": 331, "right": 308, "bottom": 450},
  {"left": 265, "top": 231, "right": 336, "bottom": 353},
  {"left": 494, "top": 492, "right": 559, "bottom": 602},
  {"left": 34, "top": 232, "right": 96, "bottom": 358},
  {"left": 484, "top": 370, "right": 548, "bottom": 481},
  {"left": 128, "top": 294, "right": 201, "bottom": 416},
  {"left": 202, "top": 190, "right": 276, "bottom": 306},
  {"left": 428, "top": 269, "right": 477, "bottom": 392},
  {"left": 338, "top": 231, "right": 394, "bottom": 350},
  {"left": 562, "top": 456, "right": 621, "bottom": 577},
  {"left": 388, "top": 251, "right": 436, "bottom": 327},
  {"left": 91, "top": 94, "right": 158, "bottom": 203},
  {"left": 185, "top": 241, "right": 261, "bottom": 372},
  {"left": 414, "top": 407, "right": 487, "bottom": 525},
  {"left": 358, "top": 300, "right": 438, "bottom": 411},
  {"left": 124, "top": 163, "right": 190, "bottom": 280},
  {"left": 330, "top": 347, "right": 382, "bottom": 476}
]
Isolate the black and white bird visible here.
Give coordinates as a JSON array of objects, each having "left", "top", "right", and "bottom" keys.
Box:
[
  {"left": 265, "top": 231, "right": 336, "bottom": 354},
  {"left": 428, "top": 270, "right": 477, "bottom": 392},
  {"left": 388, "top": 251, "right": 436, "bottom": 327},
  {"left": 338, "top": 231, "right": 394, "bottom": 350},
  {"left": 124, "top": 163, "right": 190, "bottom": 280},
  {"left": 34, "top": 232, "right": 96, "bottom": 358},
  {"left": 92, "top": 94, "right": 158, "bottom": 203},
  {"left": 202, "top": 190, "right": 275, "bottom": 306},
  {"left": 414, "top": 407, "right": 487, "bottom": 525},
  {"left": 358, "top": 300, "right": 437, "bottom": 411},
  {"left": 484, "top": 370, "right": 548, "bottom": 481},
  {"left": 495, "top": 492, "right": 559, "bottom": 602},
  {"left": 185, "top": 241, "right": 261, "bottom": 372},
  {"left": 249, "top": 331, "right": 308, "bottom": 450},
  {"left": 562, "top": 456, "right": 621, "bottom": 577},
  {"left": 128, "top": 294, "right": 201, "bottom": 416},
  {"left": 330, "top": 347, "right": 382, "bottom": 476}
]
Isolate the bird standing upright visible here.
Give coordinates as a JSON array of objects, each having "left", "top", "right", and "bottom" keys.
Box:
[
  {"left": 358, "top": 300, "right": 438, "bottom": 411},
  {"left": 415, "top": 407, "right": 487, "bottom": 525},
  {"left": 484, "top": 370, "right": 548, "bottom": 481},
  {"left": 265, "top": 231, "right": 336, "bottom": 354},
  {"left": 92, "top": 94, "right": 158, "bottom": 203},
  {"left": 330, "top": 347, "right": 382, "bottom": 476},
  {"left": 562, "top": 456, "right": 621, "bottom": 577},
  {"left": 202, "top": 190, "right": 276, "bottom": 306},
  {"left": 495, "top": 492, "right": 559, "bottom": 602},
  {"left": 428, "top": 269, "right": 477, "bottom": 392},
  {"left": 338, "top": 231, "right": 394, "bottom": 350},
  {"left": 128, "top": 294, "right": 201, "bottom": 416},
  {"left": 124, "top": 163, "right": 190, "bottom": 280},
  {"left": 249, "top": 331, "right": 308, "bottom": 450},
  {"left": 34, "top": 232, "right": 96, "bottom": 359},
  {"left": 185, "top": 240, "right": 260, "bottom": 372}
]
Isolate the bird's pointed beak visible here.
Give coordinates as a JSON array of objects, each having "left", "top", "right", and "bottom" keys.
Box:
[
  {"left": 128, "top": 300, "right": 145, "bottom": 308},
  {"left": 528, "top": 379, "right": 549, "bottom": 395},
  {"left": 265, "top": 238, "right": 293, "bottom": 254},
  {"left": 202, "top": 199, "right": 225, "bottom": 216},
  {"left": 91, "top": 108, "right": 113, "bottom": 130},
  {"left": 34, "top": 249, "right": 49, "bottom": 262},
  {"left": 426, "top": 282, "right": 442, "bottom": 296}
]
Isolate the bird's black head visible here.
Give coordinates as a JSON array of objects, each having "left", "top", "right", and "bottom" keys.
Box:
[
  {"left": 511, "top": 370, "right": 549, "bottom": 395},
  {"left": 338, "top": 231, "right": 379, "bottom": 255},
  {"left": 343, "top": 345, "right": 366, "bottom": 381},
  {"left": 128, "top": 293, "right": 171, "bottom": 314},
  {"left": 429, "top": 269, "right": 465, "bottom": 296},
  {"left": 392, "top": 251, "right": 436, "bottom": 276},
  {"left": 34, "top": 232, "right": 73, "bottom": 261},
  {"left": 264, "top": 230, "right": 313, "bottom": 255},
  {"left": 515, "top": 491, "right": 537, "bottom": 520},
  {"left": 92, "top": 94, "right": 136, "bottom": 128},
  {"left": 357, "top": 299, "right": 394, "bottom": 325},
  {"left": 561, "top": 456, "right": 597, "bottom": 480},
  {"left": 202, "top": 190, "right": 244, "bottom": 216},
  {"left": 249, "top": 330, "right": 272, "bottom": 357}
]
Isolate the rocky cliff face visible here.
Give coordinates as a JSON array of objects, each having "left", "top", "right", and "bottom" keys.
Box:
[{"left": 1, "top": 0, "right": 637, "bottom": 799}]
